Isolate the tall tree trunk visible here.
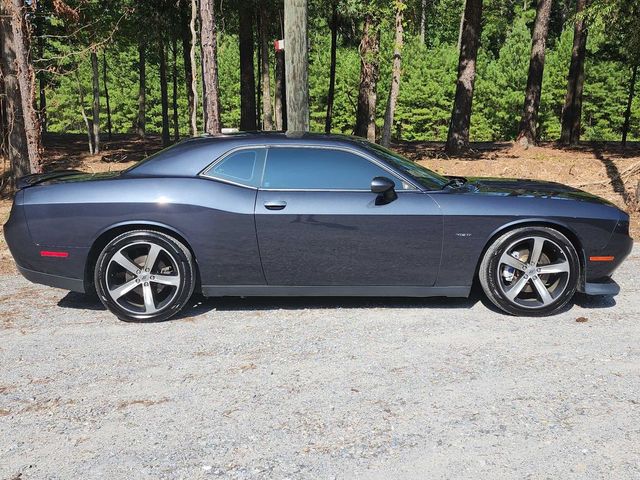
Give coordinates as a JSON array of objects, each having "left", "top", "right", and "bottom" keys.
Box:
[
  {"left": 622, "top": 64, "right": 637, "bottom": 147},
  {"left": 0, "top": 1, "right": 42, "bottom": 179},
  {"left": 445, "top": 0, "right": 483, "bottom": 155},
  {"left": 199, "top": 0, "right": 222, "bottom": 134},
  {"left": 457, "top": 0, "right": 467, "bottom": 52},
  {"left": 159, "top": 40, "right": 170, "bottom": 147},
  {"left": 189, "top": 0, "right": 199, "bottom": 135},
  {"left": 172, "top": 36, "right": 179, "bottom": 141},
  {"left": 181, "top": 7, "right": 196, "bottom": 136},
  {"left": 137, "top": 40, "right": 146, "bottom": 138},
  {"left": 559, "top": 0, "right": 588, "bottom": 145},
  {"left": 35, "top": 0, "right": 46, "bottom": 133},
  {"left": 102, "top": 50, "right": 112, "bottom": 141},
  {"left": 420, "top": 0, "right": 427, "bottom": 45},
  {"left": 74, "top": 71, "right": 93, "bottom": 155},
  {"left": 0, "top": 48, "right": 6, "bottom": 166},
  {"left": 274, "top": 48, "right": 286, "bottom": 130},
  {"left": 325, "top": 1, "right": 338, "bottom": 133},
  {"left": 354, "top": 13, "right": 380, "bottom": 141},
  {"left": 239, "top": 0, "right": 257, "bottom": 130},
  {"left": 259, "top": 5, "right": 274, "bottom": 130},
  {"left": 90, "top": 48, "right": 100, "bottom": 153},
  {"left": 284, "top": 0, "right": 309, "bottom": 132},
  {"left": 517, "top": 0, "right": 552, "bottom": 146},
  {"left": 382, "top": 1, "right": 404, "bottom": 147},
  {"left": 256, "top": 11, "right": 262, "bottom": 128}
]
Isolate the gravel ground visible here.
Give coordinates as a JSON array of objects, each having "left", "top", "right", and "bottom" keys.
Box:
[{"left": 1, "top": 247, "right": 639, "bottom": 480}]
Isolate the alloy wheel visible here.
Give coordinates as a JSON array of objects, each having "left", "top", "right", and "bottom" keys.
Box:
[
  {"left": 496, "top": 235, "right": 572, "bottom": 310},
  {"left": 105, "top": 241, "right": 181, "bottom": 315}
]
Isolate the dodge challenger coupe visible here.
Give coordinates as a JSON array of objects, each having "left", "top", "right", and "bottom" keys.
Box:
[{"left": 4, "top": 133, "right": 633, "bottom": 321}]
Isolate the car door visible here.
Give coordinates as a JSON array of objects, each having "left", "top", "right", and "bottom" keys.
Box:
[{"left": 254, "top": 146, "right": 443, "bottom": 286}]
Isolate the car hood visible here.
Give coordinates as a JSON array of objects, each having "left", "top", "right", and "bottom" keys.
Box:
[{"left": 464, "top": 176, "right": 615, "bottom": 206}]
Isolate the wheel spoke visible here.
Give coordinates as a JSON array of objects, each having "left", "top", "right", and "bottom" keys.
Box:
[
  {"left": 112, "top": 251, "right": 140, "bottom": 274},
  {"left": 505, "top": 275, "right": 529, "bottom": 301},
  {"left": 151, "top": 274, "right": 180, "bottom": 287},
  {"left": 529, "top": 237, "right": 545, "bottom": 266},
  {"left": 142, "top": 284, "right": 158, "bottom": 313},
  {"left": 109, "top": 279, "right": 138, "bottom": 299},
  {"left": 144, "top": 244, "right": 161, "bottom": 272},
  {"left": 500, "top": 253, "right": 527, "bottom": 271},
  {"left": 538, "top": 261, "right": 570, "bottom": 274},
  {"left": 531, "top": 276, "right": 554, "bottom": 305}
]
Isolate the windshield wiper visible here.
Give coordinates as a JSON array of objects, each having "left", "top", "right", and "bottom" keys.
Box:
[{"left": 441, "top": 176, "right": 468, "bottom": 190}]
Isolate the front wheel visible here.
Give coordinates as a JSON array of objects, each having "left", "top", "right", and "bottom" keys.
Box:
[
  {"left": 479, "top": 227, "right": 580, "bottom": 316},
  {"left": 94, "top": 230, "right": 196, "bottom": 322}
]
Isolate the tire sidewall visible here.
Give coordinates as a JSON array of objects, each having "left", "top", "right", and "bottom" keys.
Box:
[
  {"left": 481, "top": 227, "right": 580, "bottom": 316},
  {"left": 95, "top": 230, "right": 195, "bottom": 322}
]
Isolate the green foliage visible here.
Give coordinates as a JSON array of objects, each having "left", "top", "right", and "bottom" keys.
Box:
[
  {"left": 394, "top": 41, "right": 459, "bottom": 140},
  {"left": 39, "top": 0, "right": 640, "bottom": 143},
  {"left": 473, "top": 9, "right": 532, "bottom": 140}
]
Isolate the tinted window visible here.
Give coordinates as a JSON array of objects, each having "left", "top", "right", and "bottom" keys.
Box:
[
  {"left": 205, "top": 148, "right": 266, "bottom": 187},
  {"left": 262, "top": 148, "right": 409, "bottom": 190}
]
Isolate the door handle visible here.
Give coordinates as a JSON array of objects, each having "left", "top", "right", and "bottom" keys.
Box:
[{"left": 264, "top": 200, "right": 287, "bottom": 211}]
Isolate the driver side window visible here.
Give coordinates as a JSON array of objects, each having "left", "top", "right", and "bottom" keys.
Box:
[{"left": 262, "top": 147, "right": 410, "bottom": 190}]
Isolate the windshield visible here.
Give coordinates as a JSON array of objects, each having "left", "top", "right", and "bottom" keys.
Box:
[{"left": 361, "top": 142, "right": 449, "bottom": 190}]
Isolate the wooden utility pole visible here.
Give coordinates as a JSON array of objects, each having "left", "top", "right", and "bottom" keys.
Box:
[{"left": 284, "top": 0, "right": 309, "bottom": 132}]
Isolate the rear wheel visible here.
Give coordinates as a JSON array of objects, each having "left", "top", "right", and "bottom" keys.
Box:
[
  {"left": 479, "top": 227, "right": 580, "bottom": 316},
  {"left": 94, "top": 230, "right": 195, "bottom": 322}
]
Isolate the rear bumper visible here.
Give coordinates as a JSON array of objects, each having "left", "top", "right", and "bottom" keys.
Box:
[
  {"left": 16, "top": 265, "right": 85, "bottom": 293},
  {"left": 581, "top": 278, "right": 620, "bottom": 296}
]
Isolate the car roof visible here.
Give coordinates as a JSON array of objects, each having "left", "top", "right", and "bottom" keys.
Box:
[
  {"left": 125, "top": 132, "right": 372, "bottom": 178},
  {"left": 180, "top": 131, "right": 367, "bottom": 146}
]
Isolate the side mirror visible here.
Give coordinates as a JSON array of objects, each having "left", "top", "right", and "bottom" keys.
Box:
[{"left": 371, "top": 176, "right": 398, "bottom": 204}]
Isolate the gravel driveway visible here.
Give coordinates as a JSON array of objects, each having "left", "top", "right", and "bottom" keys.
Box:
[{"left": 1, "top": 246, "right": 639, "bottom": 479}]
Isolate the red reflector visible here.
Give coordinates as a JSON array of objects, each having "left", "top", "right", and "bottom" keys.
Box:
[
  {"left": 40, "top": 251, "right": 69, "bottom": 258},
  {"left": 589, "top": 256, "right": 615, "bottom": 262}
]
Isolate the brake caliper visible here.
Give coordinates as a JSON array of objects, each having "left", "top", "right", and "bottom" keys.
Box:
[{"left": 503, "top": 251, "right": 520, "bottom": 282}]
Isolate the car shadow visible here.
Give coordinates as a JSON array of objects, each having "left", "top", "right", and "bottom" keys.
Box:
[
  {"left": 57, "top": 290, "right": 486, "bottom": 322},
  {"left": 571, "top": 292, "right": 617, "bottom": 309},
  {"left": 56, "top": 289, "right": 616, "bottom": 322}
]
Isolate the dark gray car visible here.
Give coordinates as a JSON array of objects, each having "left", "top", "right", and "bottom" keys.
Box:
[{"left": 4, "top": 133, "right": 633, "bottom": 321}]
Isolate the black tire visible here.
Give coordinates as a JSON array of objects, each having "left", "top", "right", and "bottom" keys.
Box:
[
  {"left": 479, "top": 227, "right": 580, "bottom": 316},
  {"left": 94, "top": 230, "right": 196, "bottom": 322}
]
